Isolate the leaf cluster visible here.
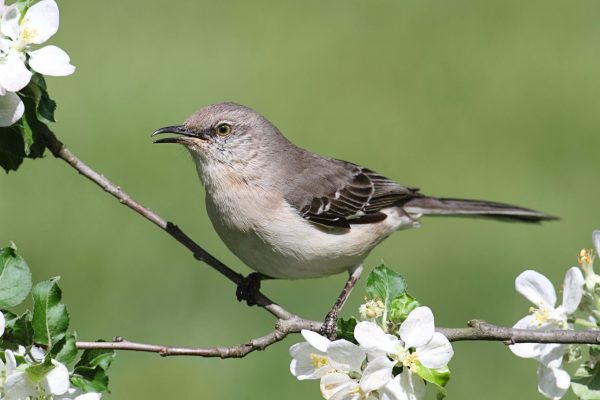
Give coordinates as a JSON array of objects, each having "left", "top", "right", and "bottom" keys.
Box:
[{"left": 0, "top": 243, "right": 115, "bottom": 393}]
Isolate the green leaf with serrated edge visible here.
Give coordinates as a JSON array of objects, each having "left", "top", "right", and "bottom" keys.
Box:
[
  {"left": 76, "top": 346, "right": 115, "bottom": 371},
  {"left": 25, "top": 357, "right": 54, "bottom": 383},
  {"left": 20, "top": 109, "right": 34, "bottom": 155},
  {"left": 0, "top": 245, "right": 32, "bottom": 307},
  {"left": 27, "top": 74, "right": 56, "bottom": 124},
  {"left": 412, "top": 361, "right": 450, "bottom": 397},
  {"left": 18, "top": 91, "right": 47, "bottom": 159},
  {"left": 337, "top": 317, "right": 358, "bottom": 342},
  {"left": 32, "top": 278, "right": 69, "bottom": 349},
  {"left": 0, "top": 126, "right": 25, "bottom": 172},
  {"left": 389, "top": 293, "right": 421, "bottom": 325},
  {"left": 52, "top": 332, "right": 78, "bottom": 367},
  {"left": 366, "top": 266, "right": 406, "bottom": 322},
  {"left": 71, "top": 367, "right": 110, "bottom": 393},
  {"left": 572, "top": 363, "right": 600, "bottom": 399},
  {"left": 3, "top": 310, "right": 33, "bottom": 345}
]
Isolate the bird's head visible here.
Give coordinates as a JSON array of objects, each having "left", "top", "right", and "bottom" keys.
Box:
[{"left": 153, "top": 102, "right": 274, "bottom": 164}]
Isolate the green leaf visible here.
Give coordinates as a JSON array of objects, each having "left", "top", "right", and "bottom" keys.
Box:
[
  {"left": 3, "top": 310, "right": 33, "bottom": 345},
  {"left": 52, "top": 332, "right": 78, "bottom": 367},
  {"left": 72, "top": 347, "right": 116, "bottom": 395},
  {"left": 389, "top": 293, "right": 421, "bottom": 325},
  {"left": 32, "top": 277, "right": 69, "bottom": 349},
  {"left": 0, "top": 126, "right": 26, "bottom": 172},
  {"left": 0, "top": 245, "right": 33, "bottom": 307},
  {"left": 366, "top": 265, "right": 406, "bottom": 303},
  {"left": 76, "top": 345, "right": 115, "bottom": 371},
  {"left": 25, "top": 357, "right": 54, "bottom": 383},
  {"left": 412, "top": 361, "right": 450, "bottom": 398},
  {"left": 71, "top": 367, "right": 110, "bottom": 393},
  {"left": 366, "top": 265, "right": 406, "bottom": 323},
  {"left": 337, "top": 317, "right": 358, "bottom": 342},
  {"left": 28, "top": 74, "right": 56, "bottom": 124},
  {"left": 572, "top": 363, "right": 600, "bottom": 399}
]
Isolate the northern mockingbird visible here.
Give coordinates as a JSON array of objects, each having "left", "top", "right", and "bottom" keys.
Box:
[{"left": 153, "top": 102, "right": 555, "bottom": 337}]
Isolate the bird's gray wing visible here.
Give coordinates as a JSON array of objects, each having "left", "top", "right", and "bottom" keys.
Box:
[{"left": 284, "top": 158, "right": 420, "bottom": 229}]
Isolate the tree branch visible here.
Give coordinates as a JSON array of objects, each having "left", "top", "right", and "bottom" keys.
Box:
[
  {"left": 74, "top": 318, "right": 600, "bottom": 358},
  {"left": 39, "top": 127, "right": 600, "bottom": 359},
  {"left": 40, "top": 126, "right": 292, "bottom": 321}
]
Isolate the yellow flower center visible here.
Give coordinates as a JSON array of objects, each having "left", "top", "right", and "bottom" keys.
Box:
[
  {"left": 20, "top": 24, "right": 38, "bottom": 44},
  {"left": 530, "top": 306, "right": 550, "bottom": 327},
  {"left": 310, "top": 353, "right": 329, "bottom": 369},
  {"left": 403, "top": 352, "right": 419, "bottom": 368},
  {"left": 578, "top": 248, "right": 594, "bottom": 267}
]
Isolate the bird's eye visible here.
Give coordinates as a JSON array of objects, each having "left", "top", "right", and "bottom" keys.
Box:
[{"left": 216, "top": 123, "right": 232, "bottom": 136}]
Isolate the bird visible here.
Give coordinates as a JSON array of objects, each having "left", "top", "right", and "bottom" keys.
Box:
[{"left": 152, "top": 102, "right": 556, "bottom": 338}]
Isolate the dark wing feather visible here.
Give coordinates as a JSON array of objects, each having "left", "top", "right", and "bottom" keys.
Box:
[{"left": 285, "top": 158, "right": 420, "bottom": 229}]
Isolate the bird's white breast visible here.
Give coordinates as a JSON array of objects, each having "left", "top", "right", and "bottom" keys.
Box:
[{"left": 200, "top": 165, "right": 419, "bottom": 279}]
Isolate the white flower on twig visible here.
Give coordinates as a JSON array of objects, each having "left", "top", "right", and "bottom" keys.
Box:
[
  {"left": 0, "top": 0, "right": 74, "bottom": 126},
  {"left": 509, "top": 267, "right": 584, "bottom": 399},
  {"left": 354, "top": 307, "right": 453, "bottom": 399},
  {"left": 290, "top": 330, "right": 365, "bottom": 380}
]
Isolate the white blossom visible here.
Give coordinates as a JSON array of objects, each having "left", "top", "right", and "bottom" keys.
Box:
[
  {"left": 0, "top": 0, "right": 74, "bottom": 126},
  {"left": 509, "top": 267, "right": 584, "bottom": 399},
  {"left": 290, "top": 330, "right": 365, "bottom": 380},
  {"left": 510, "top": 267, "right": 584, "bottom": 365},
  {"left": 354, "top": 307, "right": 453, "bottom": 399},
  {"left": 537, "top": 365, "right": 570, "bottom": 400},
  {"left": 2, "top": 349, "right": 71, "bottom": 399}
]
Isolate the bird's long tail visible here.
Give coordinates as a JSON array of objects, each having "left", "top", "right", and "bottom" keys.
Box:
[{"left": 402, "top": 197, "right": 557, "bottom": 223}]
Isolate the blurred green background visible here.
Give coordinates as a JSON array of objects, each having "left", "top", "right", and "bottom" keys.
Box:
[{"left": 1, "top": 0, "right": 600, "bottom": 398}]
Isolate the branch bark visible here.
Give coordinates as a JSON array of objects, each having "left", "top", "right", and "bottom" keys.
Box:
[
  {"left": 40, "top": 126, "right": 292, "bottom": 321},
  {"left": 74, "top": 318, "right": 600, "bottom": 358},
  {"left": 39, "top": 126, "right": 600, "bottom": 359}
]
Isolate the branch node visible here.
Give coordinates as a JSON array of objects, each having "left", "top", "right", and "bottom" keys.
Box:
[{"left": 113, "top": 336, "right": 124, "bottom": 342}]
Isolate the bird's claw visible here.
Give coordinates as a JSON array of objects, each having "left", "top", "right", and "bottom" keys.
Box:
[
  {"left": 320, "top": 309, "right": 338, "bottom": 340},
  {"left": 235, "top": 273, "right": 264, "bottom": 306}
]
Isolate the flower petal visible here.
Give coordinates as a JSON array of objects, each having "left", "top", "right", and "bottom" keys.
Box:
[
  {"left": 354, "top": 321, "right": 399, "bottom": 355},
  {"left": 536, "top": 343, "right": 565, "bottom": 368},
  {"left": 289, "top": 342, "right": 330, "bottom": 380},
  {"left": 515, "top": 270, "right": 557, "bottom": 309},
  {"left": 301, "top": 330, "right": 330, "bottom": 352},
  {"left": 0, "top": 53, "right": 32, "bottom": 92},
  {"left": 509, "top": 316, "right": 544, "bottom": 358},
  {"left": 0, "top": 4, "right": 19, "bottom": 40},
  {"left": 327, "top": 339, "right": 366, "bottom": 373},
  {"left": 320, "top": 373, "right": 358, "bottom": 400},
  {"left": 594, "top": 230, "right": 600, "bottom": 256},
  {"left": 359, "top": 356, "right": 395, "bottom": 393},
  {"left": 417, "top": 332, "right": 453, "bottom": 369},
  {"left": 380, "top": 371, "right": 426, "bottom": 400},
  {"left": 5, "top": 349, "right": 16, "bottom": 374},
  {"left": 20, "top": 0, "right": 59, "bottom": 44},
  {"left": 562, "top": 267, "right": 584, "bottom": 314},
  {"left": 28, "top": 45, "right": 75, "bottom": 76},
  {"left": 399, "top": 306, "right": 435, "bottom": 348},
  {"left": 75, "top": 393, "right": 102, "bottom": 400},
  {"left": 537, "top": 366, "right": 570, "bottom": 400},
  {"left": 0, "top": 91, "right": 24, "bottom": 127},
  {"left": 0, "top": 311, "right": 5, "bottom": 337},
  {"left": 4, "top": 371, "right": 36, "bottom": 400},
  {"left": 42, "top": 360, "right": 70, "bottom": 395}
]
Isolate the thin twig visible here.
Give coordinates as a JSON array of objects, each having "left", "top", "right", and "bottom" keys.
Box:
[
  {"left": 40, "top": 126, "right": 292, "bottom": 321},
  {"left": 74, "top": 319, "right": 600, "bottom": 358},
  {"left": 39, "top": 126, "right": 600, "bottom": 358}
]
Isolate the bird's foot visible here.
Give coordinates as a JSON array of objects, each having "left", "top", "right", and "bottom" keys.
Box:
[
  {"left": 236, "top": 272, "right": 267, "bottom": 306},
  {"left": 320, "top": 309, "right": 339, "bottom": 340}
]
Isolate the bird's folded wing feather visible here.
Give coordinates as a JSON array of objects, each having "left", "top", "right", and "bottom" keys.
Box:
[{"left": 283, "top": 158, "right": 420, "bottom": 229}]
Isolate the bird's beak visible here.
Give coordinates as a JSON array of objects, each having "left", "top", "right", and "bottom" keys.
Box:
[{"left": 152, "top": 125, "right": 209, "bottom": 144}]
